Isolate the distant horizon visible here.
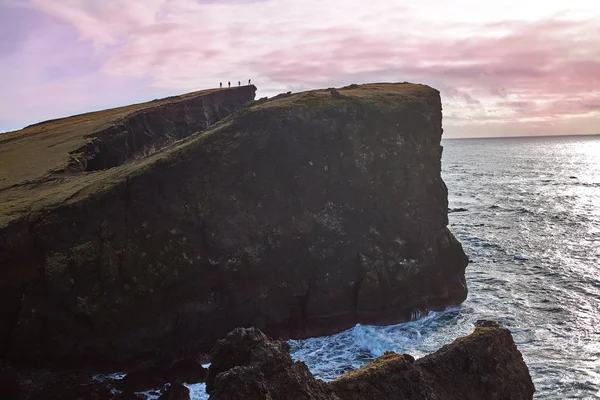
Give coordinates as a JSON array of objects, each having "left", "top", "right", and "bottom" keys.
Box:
[
  {"left": 443, "top": 132, "right": 600, "bottom": 140},
  {"left": 1, "top": 0, "right": 599, "bottom": 138},
  {"left": 1, "top": 83, "right": 599, "bottom": 140}
]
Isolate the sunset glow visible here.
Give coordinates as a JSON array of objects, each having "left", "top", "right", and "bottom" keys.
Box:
[{"left": 1, "top": 0, "right": 599, "bottom": 137}]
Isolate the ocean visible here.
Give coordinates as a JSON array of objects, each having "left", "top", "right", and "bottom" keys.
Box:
[{"left": 173, "top": 135, "right": 600, "bottom": 399}]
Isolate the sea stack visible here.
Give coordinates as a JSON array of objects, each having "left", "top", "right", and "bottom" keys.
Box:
[{"left": 0, "top": 83, "right": 468, "bottom": 369}]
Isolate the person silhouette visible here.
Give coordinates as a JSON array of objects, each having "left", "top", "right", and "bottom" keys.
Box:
[
  {"left": 228, "top": 81, "right": 231, "bottom": 88},
  {"left": 238, "top": 81, "right": 241, "bottom": 86},
  {"left": 220, "top": 82, "right": 222, "bottom": 88},
  {"left": 248, "top": 79, "right": 251, "bottom": 85}
]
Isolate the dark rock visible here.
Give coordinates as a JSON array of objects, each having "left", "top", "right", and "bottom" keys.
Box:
[
  {"left": 116, "top": 358, "right": 206, "bottom": 393},
  {"left": 168, "top": 359, "right": 207, "bottom": 384},
  {"left": 10, "top": 369, "right": 121, "bottom": 400},
  {"left": 475, "top": 319, "right": 502, "bottom": 328},
  {"left": 331, "top": 324, "right": 535, "bottom": 400},
  {"left": 342, "top": 84, "right": 360, "bottom": 89},
  {"left": 448, "top": 207, "right": 468, "bottom": 213},
  {"left": 208, "top": 326, "right": 534, "bottom": 400},
  {"left": 70, "top": 86, "right": 257, "bottom": 172},
  {"left": 1, "top": 83, "right": 468, "bottom": 368},
  {"left": 115, "top": 391, "right": 144, "bottom": 400},
  {"left": 116, "top": 366, "right": 166, "bottom": 393},
  {"left": 207, "top": 327, "right": 334, "bottom": 399},
  {"left": 0, "top": 361, "right": 18, "bottom": 399},
  {"left": 329, "top": 88, "right": 342, "bottom": 98},
  {"left": 158, "top": 383, "right": 190, "bottom": 400}
]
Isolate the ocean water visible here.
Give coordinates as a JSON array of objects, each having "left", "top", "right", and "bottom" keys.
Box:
[
  {"left": 289, "top": 135, "right": 600, "bottom": 399},
  {"left": 144, "top": 135, "right": 600, "bottom": 400}
]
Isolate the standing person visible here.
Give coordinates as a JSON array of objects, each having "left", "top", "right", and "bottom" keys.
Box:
[
  {"left": 228, "top": 81, "right": 230, "bottom": 88},
  {"left": 248, "top": 79, "right": 251, "bottom": 85},
  {"left": 238, "top": 81, "right": 241, "bottom": 86},
  {"left": 220, "top": 82, "right": 222, "bottom": 88}
]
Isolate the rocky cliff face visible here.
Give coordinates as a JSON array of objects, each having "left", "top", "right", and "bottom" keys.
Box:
[
  {"left": 0, "top": 83, "right": 468, "bottom": 369},
  {"left": 68, "top": 86, "right": 257, "bottom": 171},
  {"left": 207, "top": 323, "right": 535, "bottom": 400}
]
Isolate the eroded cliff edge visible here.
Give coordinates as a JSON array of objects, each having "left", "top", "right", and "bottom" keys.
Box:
[{"left": 0, "top": 83, "right": 468, "bottom": 368}]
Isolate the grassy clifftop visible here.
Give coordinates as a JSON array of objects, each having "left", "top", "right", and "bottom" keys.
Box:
[
  {"left": 0, "top": 83, "right": 435, "bottom": 228},
  {"left": 0, "top": 86, "right": 256, "bottom": 228}
]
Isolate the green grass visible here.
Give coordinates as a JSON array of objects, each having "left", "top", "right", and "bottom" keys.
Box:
[{"left": 254, "top": 83, "right": 436, "bottom": 110}]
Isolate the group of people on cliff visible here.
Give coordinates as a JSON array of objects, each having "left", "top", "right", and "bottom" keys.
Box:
[{"left": 220, "top": 79, "right": 251, "bottom": 88}]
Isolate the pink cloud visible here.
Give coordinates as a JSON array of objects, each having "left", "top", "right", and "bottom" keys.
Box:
[{"left": 0, "top": 0, "right": 598, "bottom": 137}]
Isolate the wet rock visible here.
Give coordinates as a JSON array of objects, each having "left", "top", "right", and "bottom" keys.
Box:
[
  {"left": 475, "top": 319, "right": 502, "bottom": 328},
  {"left": 10, "top": 369, "right": 121, "bottom": 400},
  {"left": 207, "top": 327, "right": 334, "bottom": 399},
  {"left": 116, "top": 358, "right": 206, "bottom": 393},
  {"left": 168, "top": 359, "right": 207, "bottom": 384},
  {"left": 448, "top": 207, "right": 469, "bottom": 213},
  {"left": 116, "top": 366, "right": 166, "bottom": 393},
  {"left": 331, "top": 323, "right": 535, "bottom": 400},
  {"left": 115, "top": 391, "right": 144, "bottom": 400},
  {"left": 209, "top": 326, "right": 534, "bottom": 400},
  {"left": 158, "top": 383, "right": 190, "bottom": 400}
]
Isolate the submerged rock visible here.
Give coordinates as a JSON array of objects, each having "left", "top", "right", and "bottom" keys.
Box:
[
  {"left": 1, "top": 83, "right": 468, "bottom": 368},
  {"left": 208, "top": 325, "right": 535, "bottom": 400}
]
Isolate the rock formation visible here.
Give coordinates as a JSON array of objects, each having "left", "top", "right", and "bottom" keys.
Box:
[
  {"left": 0, "top": 83, "right": 468, "bottom": 369},
  {"left": 207, "top": 324, "right": 535, "bottom": 400},
  {"left": 1, "top": 356, "right": 206, "bottom": 400}
]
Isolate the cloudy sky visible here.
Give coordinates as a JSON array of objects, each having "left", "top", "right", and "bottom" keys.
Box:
[{"left": 1, "top": 0, "right": 599, "bottom": 137}]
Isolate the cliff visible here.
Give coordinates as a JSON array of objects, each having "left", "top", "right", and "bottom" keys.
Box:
[
  {"left": 207, "top": 323, "right": 534, "bottom": 400},
  {"left": 0, "top": 83, "right": 468, "bottom": 369}
]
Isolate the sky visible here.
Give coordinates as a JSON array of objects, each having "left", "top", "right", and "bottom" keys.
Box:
[{"left": 0, "top": 0, "right": 599, "bottom": 138}]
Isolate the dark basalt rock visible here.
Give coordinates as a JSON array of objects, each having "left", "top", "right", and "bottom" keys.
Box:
[
  {"left": 207, "top": 327, "right": 334, "bottom": 399},
  {"left": 0, "top": 83, "right": 468, "bottom": 369},
  {"left": 331, "top": 322, "right": 535, "bottom": 400},
  {"left": 3, "top": 368, "right": 120, "bottom": 400},
  {"left": 1, "top": 364, "right": 197, "bottom": 400},
  {"left": 0, "top": 361, "right": 19, "bottom": 399},
  {"left": 115, "top": 358, "right": 206, "bottom": 393},
  {"left": 208, "top": 325, "right": 535, "bottom": 400},
  {"left": 158, "top": 383, "right": 190, "bottom": 400}
]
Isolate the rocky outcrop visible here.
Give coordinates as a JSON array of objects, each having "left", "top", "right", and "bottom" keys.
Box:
[
  {"left": 68, "top": 86, "right": 257, "bottom": 171},
  {"left": 207, "top": 324, "right": 535, "bottom": 400},
  {"left": 2, "top": 355, "right": 205, "bottom": 400},
  {"left": 330, "top": 320, "right": 535, "bottom": 400},
  {"left": 207, "top": 327, "right": 333, "bottom": 399},
  {"left": 114, "top": 358, "right": 206, "bottom": 393},
  {"left": 0, "top": 83, "right": 468, "bottom": 369}
]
